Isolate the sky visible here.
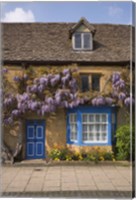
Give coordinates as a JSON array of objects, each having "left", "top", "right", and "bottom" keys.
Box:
[{"left": 1, "top": 1, "right": 133, "bottom": 25}]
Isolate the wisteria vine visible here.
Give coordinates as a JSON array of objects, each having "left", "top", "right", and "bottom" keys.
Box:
[{"left": 2, "top": 67, "right": 134, "bottom": 125}]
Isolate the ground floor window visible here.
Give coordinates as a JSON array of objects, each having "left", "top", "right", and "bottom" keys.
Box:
[{"left": 67, "top": 106, "right": 116, "bottom": 146}]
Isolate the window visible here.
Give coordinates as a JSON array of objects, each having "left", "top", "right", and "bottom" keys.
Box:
[
  {"left": 67, "top": 106, "right": 116, "bottom": 146},
  {"left": 74, "top": 33, "right": 81, "bottom": 49},
  {"left": 80, "top": 74, "right": 100, "bottom": 92},
  {"left": 69, "top": 113, "right": 77, "bottom": 142},
  {"left": 92, "top": 75, "right": 100, "bottom": 91},
  {"left": 82, "top": 114, "right": 108, "bottom": 143},
  {"left": 81, "top": 74, "right": 89, "bottom": 92},
  {"left": 73, "top": 33, "right": 92, "bottom": 50}
]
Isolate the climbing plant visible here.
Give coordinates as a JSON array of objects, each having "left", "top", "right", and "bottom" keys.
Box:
[{"left": 2, "top": 66, "right": 134, "bottom": 126}]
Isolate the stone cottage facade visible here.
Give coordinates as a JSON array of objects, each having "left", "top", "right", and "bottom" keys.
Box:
[{"left": 2, "top": 18, "right": 133, "bottom": 160}]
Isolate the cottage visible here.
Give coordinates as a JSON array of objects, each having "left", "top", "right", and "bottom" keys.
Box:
[{"left": 2, "top": 18, "right": 133, "bottom": 161}]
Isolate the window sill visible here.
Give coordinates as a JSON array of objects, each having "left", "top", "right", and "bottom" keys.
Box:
[
  {"left": 67, "top": 142, "right": 111, "bottom": 146},
  {"left": 83, "top": 141, "right": 108, "bottom": 144},
  {"left": 71, "top": 49, "right": 93, "bottom": 53}
]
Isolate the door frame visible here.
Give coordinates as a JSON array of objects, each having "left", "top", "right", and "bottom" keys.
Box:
[{"left": 25, "top": 119, "right": 46, "bottom": 160}]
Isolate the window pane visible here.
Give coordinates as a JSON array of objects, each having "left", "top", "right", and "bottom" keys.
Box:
[
  {"left": 96, "top": 125, "right": 100, "bottom": 132},
  {"left": 74, "top": 33, "right": 81, "bottom": 48},
  {"left": 83, "top": 34, "right": 91, "bottom": 49},
  {"left": 83, "top": 114, "right": 87, "bottom": 122},
  {"left": 89, "top": 115, "right": 95, "bottom": 122},
  {"left": 70, "top": 114, "right": 76, "bottom": 122},
  {"left": 89, "top": 125, "right": 95, "bottom": 132},
  {"left": 83, "top": 124, "right": 87, "bottom": 132},
  {"left": 81, "top": 75, "right": 89, "bottom": 92},
  {"left": 92, "top": 75, "right": 100, "bottom": 91},
  {"left": 101, "top": 124, "right": 107, "bottom": 131},
  {"left": 71, "top": 132, "right": 77, "bottom": 141},
  {"left": 71, "top": 124, "right": 76, "bottom": 132},
  {"left": 83, "top": 133, "right": 88, "bottom": 140},
  {"left": 88, "top": 133, "right": 94, "bottom": 140},
  {"left": 102, "top": 133, "right": 107, "bottom": 141},
  {"left": 101, "top": 114, "right": 107, "bottom": 122},
  {"left": 69, "top": 114, "right": 77, "bottom": 141},
  {"left": 96, "top": 133, "right": 100, "bottom": 141},
  {"left": 96, "top": 115, "right": 100, "bottom": 122}
]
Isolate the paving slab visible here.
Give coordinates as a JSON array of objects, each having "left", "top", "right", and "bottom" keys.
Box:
[{"left": 1, "top": 164, "right": 132, "bottom": 198}]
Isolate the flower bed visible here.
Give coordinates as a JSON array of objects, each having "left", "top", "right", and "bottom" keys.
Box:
[{"left": 49, "top": 146, "right": 115, "bottom": 163}]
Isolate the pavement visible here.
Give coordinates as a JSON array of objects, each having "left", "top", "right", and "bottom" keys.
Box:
[{"left": 0, "top": 163, "right": 133, "bottom": 198}]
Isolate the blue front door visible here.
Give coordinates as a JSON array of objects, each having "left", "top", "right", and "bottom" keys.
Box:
[{"left": 26, "top": 120, "right": 45, "bottom": 159}]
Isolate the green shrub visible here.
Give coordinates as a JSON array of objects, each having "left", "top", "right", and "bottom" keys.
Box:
[
  {"left": 83, "top": 153, "right": 95, "bottom": 161},
  {"left": 59, "top": 148, "right": 68, "bottom": 160},
  {"left": 116, "top": 124, "right": 135, "bottom": 160},
  {"left": 49, "top": 147, "right": 72, "bottom": 161},
  {"left": 49, "top": 148, "right": 61, "bottom": 160},
  {"left": 103, "top": 151, "right": 114, "bottom": 161}
]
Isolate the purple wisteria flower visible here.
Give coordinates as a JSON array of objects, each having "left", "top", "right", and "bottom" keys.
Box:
[
  {"left": 39, "top": 77, "right": 48, "bottom": 85},
  {"left": 6, "top": 117, "right": 13, "bottom": 125},
  {"left": 92, "top": 97, "right": 105, "bottom": 106},
  {"left": 38, "top": 84, "right": 45, "bottom": 93},
  {"left": 119, "top": 79, "right": 125, "bottom": 89},
  {"left": 30, "top": 102, "right": 38, "bottom": 110},
  {"left": 112, "top": 72, "right": 120, "bottom": 84},
  {"left": 105, "top": 97, "right": 113, "bottom": 105},
  {"left": 55, "top": 96, "right": 61, "bottom": 105},
  {"left": 62, "top": 69, "right": 70, "bottom": 75},
  {"left": 2, "top": 68, "right": 8, "bottom": 74},
  {"left": 124, "top": 97, "right": 135, "bottom": 106},
  {"left": 118, "top": 92, "right": 126, "bottom": 100},
  {"left": 12, "top": 109, "right": 20, "bottom": 117},
  {"left": 46, "top": 97, "right": 54, "bottom": 104}
]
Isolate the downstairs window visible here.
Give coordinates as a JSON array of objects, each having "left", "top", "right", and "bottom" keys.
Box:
[{"left": 67, "top": 106, "right": 116, "bottom": 146}]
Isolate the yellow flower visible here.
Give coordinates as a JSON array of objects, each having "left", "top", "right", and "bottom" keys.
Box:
[
  {"left": 54, "top": 158, "right": 60, "bottom": 161},
  {"left": 100, "top": 156, "right": 104, "bottom": 161},
  {"left": 79, "top": 155, "right": 83, "bottom": 160},
  {"left": 112, "top": 158, "right": 116, "bottom": 162}
]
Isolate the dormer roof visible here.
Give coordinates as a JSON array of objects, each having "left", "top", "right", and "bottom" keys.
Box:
[{"left": 69, "top": 17, "right": 96, "bottom": 38}]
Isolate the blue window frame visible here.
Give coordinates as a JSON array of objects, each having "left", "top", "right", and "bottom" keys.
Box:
[{"left": 67, "top": 106, "right": 117, "bottom": 146}]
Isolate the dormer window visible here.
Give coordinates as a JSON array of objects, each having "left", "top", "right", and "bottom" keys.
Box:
[
  {"left": 70, "top": 18, "right": 96, "bottom": 51},
  {"left": 73, "top": 33, "right": 92, "bottom": 50}
]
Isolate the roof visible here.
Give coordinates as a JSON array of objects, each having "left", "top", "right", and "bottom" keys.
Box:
[{"left": 2, "top": 21, "right": 133, "bottom": 64}]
